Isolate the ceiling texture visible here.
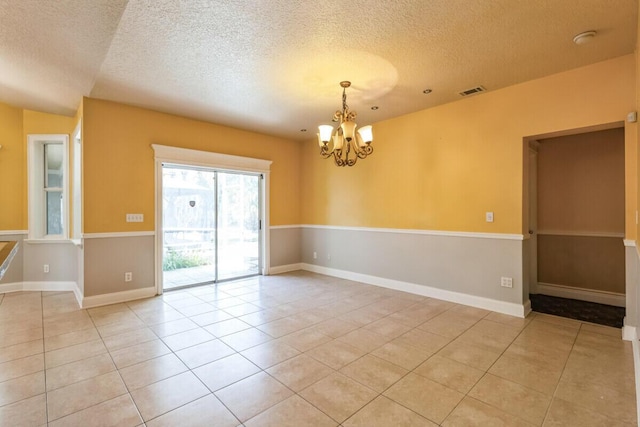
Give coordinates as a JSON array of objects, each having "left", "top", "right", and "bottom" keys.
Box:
[{"left": 1, "top": 0, "right": 637, "bottom": 141}]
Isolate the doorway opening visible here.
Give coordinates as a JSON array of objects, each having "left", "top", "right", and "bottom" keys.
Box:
[
  {"left": 152, "top": 144, "right": 272, "bottom": 294},
  {"left": 162, "top": 165, "right": 261, "bottom": 290},
  {"left": 525, "top": 123, "right": 626, "bottom": 327}
]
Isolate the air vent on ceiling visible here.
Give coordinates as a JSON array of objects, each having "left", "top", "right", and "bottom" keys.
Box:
[{"left": 458, "top": 86, "right": 486, "bottom": 97}]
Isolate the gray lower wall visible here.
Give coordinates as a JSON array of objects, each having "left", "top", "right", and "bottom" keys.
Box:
[
  {"left": 0, "top": 233, "right": 25, "bottom": 284},
  {"left": 270, "top": 227, "right": 302, "bottom": 268},
  {"left": 300, "top": 227, "right": 525, "bottom": 305},
  {"left": 84, "top": 235, "right": 155, "bottom": 297},
  {"left": 625, "top": 244, "right": 639, "bottom": 330},
  {"left": 23, "top": 240, "right": 78, "bottom": 282}
]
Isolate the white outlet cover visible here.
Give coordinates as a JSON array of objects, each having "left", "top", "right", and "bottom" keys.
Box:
[{"left": 486, "top": 212, "right": 494, "bottom": 222}]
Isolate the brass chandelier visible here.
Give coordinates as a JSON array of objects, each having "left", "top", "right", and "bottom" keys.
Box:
[{"left": 317, "top": 81, "right": 373, "bottom": 167}]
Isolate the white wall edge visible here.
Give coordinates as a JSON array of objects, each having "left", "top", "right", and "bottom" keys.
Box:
[
  {"left": 83, "top": 232, "right": 156, "bottom": 239},
  {"left": 270, "top": 225, "right": 303, "bottom": 230},
  {"left": 269, "top": 263, "right": 303, "bottom": 275},
  {"left": 632, "top": 337, "right": 640, "bottom": 425},
  {"left": 300, "top": 224, "right": 524, "bottom": 240},
  {"left": 537, "top": 282, "right": 625, "bottom": 307},
  {"left": 299, "top": 263, "right": 528, "bottom": 318},
  {"left": 0, "top": 281, "right": 82, "bottom": 306},
  {"left": 0, "top": 230, "right": 28, "bottom": 236},
  {"left": 82, "top": 286, "right": 157, "bottom": 309},
  {"left": 625, "top": 239, "right": 637, "bottom": 247}
]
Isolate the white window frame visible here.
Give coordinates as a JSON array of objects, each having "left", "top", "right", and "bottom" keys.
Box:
[
  {"left": 71, "top": 122, "right": 83, "bottom": 241},
  {"left": 27, "top": 134, "right": 70, "bottom": 241}
]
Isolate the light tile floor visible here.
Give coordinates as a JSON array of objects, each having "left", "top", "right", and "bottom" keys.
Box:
[{"left": 0, "top": 271, "right": 636, "bottom": 426}]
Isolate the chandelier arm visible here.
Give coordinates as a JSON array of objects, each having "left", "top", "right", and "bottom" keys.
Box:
[{"left": 319, "top": 145, "right": 333, "bottom": 158}]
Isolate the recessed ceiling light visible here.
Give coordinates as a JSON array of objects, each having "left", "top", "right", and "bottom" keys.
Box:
[
  {"left": 423, "top": 89, "right": 433, "bottom": 94},
  {"left": 573, "top": 30, "right": 596, "bottom": 45},
  {"left": 371, "top": 106, "right": 379, "bottom": 110}
]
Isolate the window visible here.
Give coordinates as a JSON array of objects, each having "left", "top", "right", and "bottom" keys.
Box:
[{"left": 28, "top": 134, "right": 69, "bottom": 240}]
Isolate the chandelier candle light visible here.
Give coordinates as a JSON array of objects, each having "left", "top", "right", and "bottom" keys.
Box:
[{"left": 317, "top": 81, "right": 373, "bottom": 167}]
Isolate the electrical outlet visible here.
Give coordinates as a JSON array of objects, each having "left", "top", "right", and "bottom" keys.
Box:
[
  {"left": 327, "top": 254, "right": 331, "bottom": 260},
  {"left": 313, "top": 251, "right": 317, "bottom": 259},
  {"left": 43, "top": 264, "right": 49, "bottom": 273},
  {"left": 486, "top": 212, "right": 494, "bottom": 223},
  {"left": 125, "top": 272, "right": 132, "bottom": 282},
  {"left": 501, "top": 277, "right": 513, "bottom": 288}
]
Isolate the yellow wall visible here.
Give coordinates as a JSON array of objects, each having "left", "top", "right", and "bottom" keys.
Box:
[
  {"left": 301, "top": 55, "right": 636, "bottom": 235},
  {"left": 0, "top": 104, "right": 76, "bottom": 231},
  {"left": 82, "top": 98, "right": 301, "bottom": 233},
  {"left": 0, "top": 103, "right": 24, "bottom": 230}
]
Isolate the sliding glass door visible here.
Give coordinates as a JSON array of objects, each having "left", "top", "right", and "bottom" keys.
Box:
[{"left": 162, "top": 164, "right": 261, "bottom": 290}]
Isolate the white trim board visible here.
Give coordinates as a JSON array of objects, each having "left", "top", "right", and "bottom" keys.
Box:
[
  {"left": 0, "top": 230, "right": 28, "bottom": 236},
  {"left": 301, "top": 224, "right": 524, "bottom": 240},
  {"left": 0, "top": 281, "right": 82, "bottom": 307},
  {"left": 536, "top": 282, "right": 625, "bottom": 307},
  {"left": 83, "top": 231, "right": 156, "bottom": 239},
  {"left": 81, "top": 287, "right": 157, "bottom": 309},
  {"left": 298, "top": 263, "right": 530, "bottom": 318}
]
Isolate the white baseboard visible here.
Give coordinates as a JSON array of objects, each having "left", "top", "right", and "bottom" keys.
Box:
[
  {"left": 522, "top": 299, "right": 532, "bottom": 317},
  {"left": 269, "top": 263, "right": 303, "bottom": 275},
  {"left": 0, "top": 281, "right": 82, "bottom": 307},
  {"left": 81, "top": 287, "right": 157, "bottom": 309},
  {"left": 623, "top": 325, "right": 638, "bottom": 341},
  {"left": 536, "top": 282, "right": 625, "bottom": 307},
  {"left": 300, "top": 263, "right": 529, "bottom": 318},
  {"left": 0, "top": 282, "right": 24, "bottom": 293}
]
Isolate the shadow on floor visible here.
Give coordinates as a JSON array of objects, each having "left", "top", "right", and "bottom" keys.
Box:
[{"left": 530, "top": 294, "right": 625, "bottom": 328}]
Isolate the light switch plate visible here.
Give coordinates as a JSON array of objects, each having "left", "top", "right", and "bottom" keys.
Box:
[{"left": 126, "top": 214, "right": 144, "bottom": 223}]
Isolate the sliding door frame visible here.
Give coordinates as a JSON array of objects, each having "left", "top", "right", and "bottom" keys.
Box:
[{"left": 152, "top": 144, "right": 272, "bottom": 295}]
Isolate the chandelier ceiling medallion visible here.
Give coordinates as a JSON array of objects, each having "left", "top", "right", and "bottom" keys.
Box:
[{"left": 317, "top": 81, "right": 373, "bottom": 167}]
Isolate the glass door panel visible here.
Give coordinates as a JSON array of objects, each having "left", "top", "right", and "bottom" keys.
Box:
[
  {"left": 216, "top": 172, "right": 260, "bottom": 281},
  {"left": 162, "top": 166, "right": 216, "bottom": 290}
]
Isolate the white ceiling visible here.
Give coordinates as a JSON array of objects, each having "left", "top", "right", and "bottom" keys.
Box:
[{"left": 1, "top": 0, "right": 637, "bottom": 141}]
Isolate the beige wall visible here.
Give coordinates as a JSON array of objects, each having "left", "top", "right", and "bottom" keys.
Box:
[{"left": 538, "top": 128, "right": 625, "bottom": 234}]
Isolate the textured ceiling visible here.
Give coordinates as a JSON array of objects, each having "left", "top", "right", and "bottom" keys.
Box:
[{"left": 1, "top": 0, "right": 637, "bottom": 141}]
